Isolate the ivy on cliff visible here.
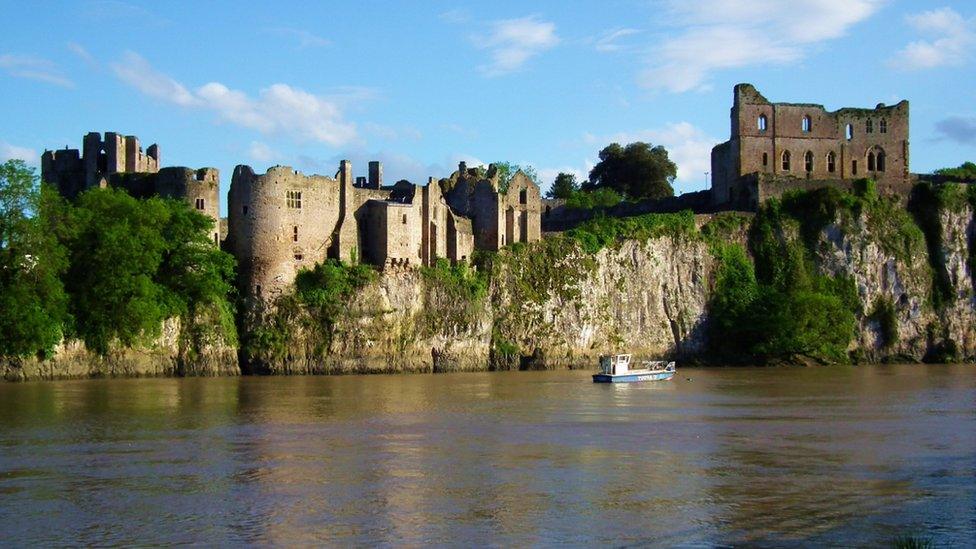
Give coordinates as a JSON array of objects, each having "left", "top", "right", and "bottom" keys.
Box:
[
  {"left": 908, "top": 182, "right": 972, "bottom": 309},
  {"left": 564, "top": 209, "right": 697, "bottom": 254},
  {"left": 418, "top": 258, "right": 488, "bottom": 335},
  {"left": 708, "top": 198, "right": 859, "bottom": 364}
]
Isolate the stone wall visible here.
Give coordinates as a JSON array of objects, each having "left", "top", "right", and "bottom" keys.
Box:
[{"left": 712, "top": 84, "right": 911, "bottom": 208}]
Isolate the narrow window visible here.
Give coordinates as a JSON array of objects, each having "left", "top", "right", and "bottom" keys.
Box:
[
  {"left": 868, "top": 152, "right": 876, "bottom": 172},
  {"left": 293, "top": 226, "right": 298, "bottom": 242},
  {"left": 782, "top": 150, "right": 791, "bottom": 171},
  {"left": 758, "top": 115, "right": 767, "bottom": 131},
  {"left": 294, "top": 254, "right": 303, "bottom": 261},
  {"left": 802, "top": 116, "right": 811, "bottom": 132},
  {"left": 804, "top": 151, "right": 814, "bottom": 173},
  {"left": 214, "top": 234, "right": 219, "bottom": 245},
  {"left": 880, "top": 119, "right": 887, "bottom": 133},
  {"left": 877, "top": 150, "right": 886, "bottom": 172},
  {"left": 866, "top": 119, "right": 873, "bottom": 133},
  {"left": 195, "top": 198, "right": 205, "bottom": 210},
  {"left": 827, "top": 151, "right": 836, "bottom": 173},
  {"left": 242, "top": 205, "right": 248, "bottom": 215},
  {"left": 255, "top": 285, "right": 262, "bottom": 296},
  {"left": 762, "top": 152, "right": 768, "bottom": 167},
  {"left": 402, "top": 214, "right": 407, "bottom": 224},
  {"left": 846, "top": 124, "right": 854, "bottom": 141},
  {"left": 287, "top": 190, "right": 302, "bottom": 209},
  {"left": 852, "top": 160, "right": 858, "bottom": 175},
  {"left": 519, "top": 189, "right": 527, "bottom": 204}
]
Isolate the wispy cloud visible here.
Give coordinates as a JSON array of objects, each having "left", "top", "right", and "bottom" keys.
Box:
[
  {"left": 0, "top": 53, "right": 74, "bottom": 88},
  {"left": 640, "top": 0, "right": 882, "bottom": 93},
  {"left": 0, "top": 141, "right": 37, "bottom": 164},
  {"left": 475, "top": 16, "right": 559, "bottom": 76},
  {"left": 584, "top": 122, "right": 719, "bottom": 191},
  {"left": 439, "top": 8, "right": 470, "bottom": 24},
  {"left": 595, "top": 28, "right": 640, "bottom": 53},
  {"left": 934, "top": 116, "right": 976, "bottom": 145},
  {"left": 67, "top": 42, "right": 98, "bottom": 68},
  {"left": 889, "top": 8, "right": 975, "bottom": 70},
  {"left": 363, "top": 122, "right": 422, "bottom": 142},
  {"left": 265, "top": 27, "right": 331, "bottom": 48},
  {"left": 247, "top": 141, "right": 278, "bottom": 163},
  {"left": 111, "top": 51, "right": 357, "bottom": 146}
]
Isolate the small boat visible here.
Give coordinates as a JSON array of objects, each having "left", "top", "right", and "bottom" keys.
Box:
[{"left": 592, "top": 354, "right": 676, "bottom": 383}]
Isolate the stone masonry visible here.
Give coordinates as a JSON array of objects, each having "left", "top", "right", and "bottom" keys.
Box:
[{"left": 711, "top": 84, "right": 910, "bottom": 209}]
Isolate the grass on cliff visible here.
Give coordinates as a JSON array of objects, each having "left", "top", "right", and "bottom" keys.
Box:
[
  {"left": 417, "top": 258, "right": 489, "bottom": 335},
  {"left": 242, "top": 259, "right": 376, "bottom": 361},
  {"left": 564, "top": 209, "right": 697, "bottom": 253}
]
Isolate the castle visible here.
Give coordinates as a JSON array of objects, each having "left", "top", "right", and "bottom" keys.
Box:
[
  {"left": 41, "top": 132, "right": 221, "bottom": 246},
  {"left": 40, "top": 84, "right": 918, "bottom": 300},
  {"left": 42, "top": 133, "right": 542, "bottom": 301},
  {"left": 225, "top": 160, "right": 540, "bottom": 299},
  {"left": 711, "top": 84, "right": 910, "bottom": 210}
]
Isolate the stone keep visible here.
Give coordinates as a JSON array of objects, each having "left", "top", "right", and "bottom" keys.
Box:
[
  {"left": 41, "top": 132, "right": 219, "bottom": 244},
  {"left": 711, "top": 84, "right": 910, "bottom": 209}
]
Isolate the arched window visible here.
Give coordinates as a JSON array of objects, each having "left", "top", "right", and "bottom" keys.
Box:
[
  {"left": 758, "top": 115, "right": 767, "bottom": 132},
  {"left": 827, "top": 151, "right": 836, "bottom": 173},
  {"left": 845, "top": 124, "right": 854, "bottom": 141},
  {"left": 804, "top": 151, "right": 814, "bottom": 172},
  {"left": 866, "top": 119, "right": 873, "bottom": 133},
  {"left": 782, "top": 150, "right": 791, "bottom": 171},
  {"left": 762, "top": 152, "right": 768, "bottom": 167},
  {"left": 802, "top": 115, "right": 812, "bottom": 132},
  {"left": 874, "top": 148, "right": 886, "bottom": 172},
  {"left": 867, "top": 151, "right": 876, "bottom": 172},
  {"left": 880, "top": 119, "right": 887, "bottom": 134}
]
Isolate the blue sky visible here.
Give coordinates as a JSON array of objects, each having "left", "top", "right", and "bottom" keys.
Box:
[{"left": 2, "top": 0, "right": 975, "bottom": 215}]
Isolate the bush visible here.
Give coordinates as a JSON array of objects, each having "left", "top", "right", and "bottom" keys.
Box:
[
  {"left": 563, "top": 188, "right": 624, "bottom": 210},
  {"left": 565, "top": 210, "right": 697, "bottom": 254}
]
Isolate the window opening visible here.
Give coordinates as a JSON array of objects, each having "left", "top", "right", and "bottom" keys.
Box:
[{"left": 782, "top": 150, "right": 791, "bottom": 171}]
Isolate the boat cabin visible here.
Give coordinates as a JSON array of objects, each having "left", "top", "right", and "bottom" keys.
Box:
[{"left": 598, "top": 354, "right": 632, "bottom": 375}]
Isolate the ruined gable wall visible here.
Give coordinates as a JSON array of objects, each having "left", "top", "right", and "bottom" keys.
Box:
[
  {"left": 155, "top": 167, "right": 221, "bottom": 245},
  {"left": 227, "top": 165, "right": 341, "bottom": 300}
]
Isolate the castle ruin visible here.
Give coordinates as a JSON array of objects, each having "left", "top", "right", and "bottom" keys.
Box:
[
  {"left": 225, "top": 160, "right": 540, "bottom": 299},
  {"left": 42, "top": 132, "right": 221, "bottom": 245},
  {"left": 711, "top": 84, "right": 910, "bottom": 210}
]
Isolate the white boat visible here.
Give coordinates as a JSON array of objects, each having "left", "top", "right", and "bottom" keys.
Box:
[{"left": 592, "top": 354, "right": 676, "bottom": 383}]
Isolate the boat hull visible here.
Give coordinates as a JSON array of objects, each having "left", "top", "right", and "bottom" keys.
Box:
[{"left": 592, "top": 371, "right": 675, "bottom": 383}]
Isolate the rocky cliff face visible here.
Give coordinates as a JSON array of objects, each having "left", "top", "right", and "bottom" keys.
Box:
[
  {"left": 1, "top": 317, "right": 239, "bottom": 382},
  {"left": 247, "top": 193, "right": 973, "bottom": 374}
]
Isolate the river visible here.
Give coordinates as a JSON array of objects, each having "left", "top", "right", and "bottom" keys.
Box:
[{"left": 1, "top": 365, "right": 974, "bottom": 546}]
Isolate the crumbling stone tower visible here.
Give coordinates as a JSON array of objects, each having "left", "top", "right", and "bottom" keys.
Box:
[
  {"left": 711, "top": 84, "right": 910, "bottom": 209},
  {"left": 41, "top": 132, "right": 219, "bottom": 244}
]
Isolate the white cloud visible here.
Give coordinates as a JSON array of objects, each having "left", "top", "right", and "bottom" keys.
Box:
[
  {"left": 640, "top": 0, "right": 882, "bottom": 92},
  {"left": 111, "top": 51, "right": 199, "bottom": 106},
  {"left": 0, "top": 141, "right": 37, "bottom": 164},
  {"left": 111, "top": 51, "right": 357, "bottom": 146},
  {"left": 266, "top": 27, "right": 330, "bottom": 48},
  {"left": 595, "top": 28, "right": 640, "bottom": 53},
  {"left": 248, "top": 141, "right": 277, "bottom": 163},
  {"left": 363, "top": 122, "right": 423, "bottom": 142},
  {"left": 0, "top": 53, "right": 74, "bottom": 88},
  {"left": 889, "top": 8, "right": 975, "bottom": 70},
  {"left": 587, "top": 122, "right": 719, "bottom": 192},
  {"left": 67, "top": 42, "right": 97, "bottom": 67},
  {"left": 475, "top": 16, "right": 559, "bottom": 76}
]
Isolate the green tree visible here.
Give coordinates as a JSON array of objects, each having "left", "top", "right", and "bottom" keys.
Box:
[
  {"left": 934, "top": 161, "right": 976, "bottom": 180},
  {"left": 0, "top": 160, "right": 70, "bottom": 358},
  {"left": 586, "top": 142, "right": 676, "bottom": 200},
  {"left": 491, "top": 162, "right": 540, "bottom": 193},
  {"left": 547, "top": 172, "right": 579, "bottom": 199},
  {"left": 62, "top": 188, "right": 236, "bottom": 354}
]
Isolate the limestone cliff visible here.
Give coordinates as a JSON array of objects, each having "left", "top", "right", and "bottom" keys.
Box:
[
  {"left": 1, "top": 317, "right": 239, "bottom": 382},
  {"left": 245, "top": 191, "right": 973, "bottom": 374}
]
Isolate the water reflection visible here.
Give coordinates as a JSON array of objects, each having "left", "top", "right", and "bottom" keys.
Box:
[{"left": 0, "top": 365, "right": 973, "bottom": 545}]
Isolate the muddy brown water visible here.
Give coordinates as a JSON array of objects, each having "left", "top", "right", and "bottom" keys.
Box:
[{"left": 1, "top": 364, "right": 974, "bottom": 546}]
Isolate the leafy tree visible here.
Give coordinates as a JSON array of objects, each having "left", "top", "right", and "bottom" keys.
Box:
[
  {"left": 0, "top": 160, "right": 70, "bottom": 357},
  {"left": 934, "top": 161, "right": 976, "bottom": 180},
  {"left": 586, "top": 142, "right": 676, "bottom": 200},
  {"left": 547, "top": 172, "right": 579, "bottom": 199},
  {"left": 62, "top": 188, "right": 236, "bottom": 354},
  {"left": 564, "top": 188, "right": 624, "bottom": 210},
  {"left": 491, "top": 162, "right": 540, "bottom": 193}
]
